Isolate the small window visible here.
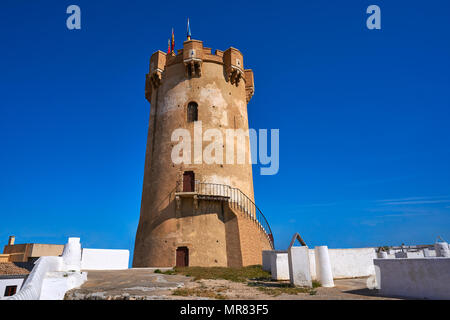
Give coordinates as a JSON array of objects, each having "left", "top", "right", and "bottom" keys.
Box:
[
  {"left": 4, "top": 285, "right": 17, "bottom": 297},
  {"left": 187, "top": 102, "right": 198, "bottom": 122}
]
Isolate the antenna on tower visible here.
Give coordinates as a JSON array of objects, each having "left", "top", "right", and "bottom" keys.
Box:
[{"left": 187, "top": 18, "right": 191, "bottom": 40}]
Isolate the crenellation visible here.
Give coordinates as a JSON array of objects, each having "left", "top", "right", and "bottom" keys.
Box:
[
  {"left": 203, "top": 53, "right": 223, "bottom": 65},
  {"left": 166, "top": 52, "right": 182, "bottom": 67},
  {"left": 214, "top": 49, "right": 224, "bottom": 57},
  {"left": 146, "top": 40, "right": 252, "bottom": 101},
  {"left": 202, "top": 47, "right": 212, "bottom": 55}
]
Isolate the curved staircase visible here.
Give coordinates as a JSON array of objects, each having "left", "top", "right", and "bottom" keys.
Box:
[{"left": 176, "top": 181, "right": 274, "bottom": 249}]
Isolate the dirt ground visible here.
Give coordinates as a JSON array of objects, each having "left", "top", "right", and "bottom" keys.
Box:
[{"left": 65, "top": 268, "right": 400, "bottom": 300}]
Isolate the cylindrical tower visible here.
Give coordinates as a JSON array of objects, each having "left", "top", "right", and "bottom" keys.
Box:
[{"left": 133, "top": 38, "right": 272, "bottom": 268}]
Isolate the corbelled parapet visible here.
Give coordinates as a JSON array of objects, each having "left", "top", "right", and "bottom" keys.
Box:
[
  {"left": 223, "top": 47, "right": 244, "bottom": 85},
  {"left": 182, "top": 39, "right": 203, "bottom": 77},
  {"left": 145, "top": 50, "right": 167, "bottom": 101},
  {"left": 145, "top": 39, "right": 255, "bottom": 103}
]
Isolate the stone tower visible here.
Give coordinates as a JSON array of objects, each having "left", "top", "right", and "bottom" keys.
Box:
[{"left": 133, "top": 37, "right": 273, "bottom": 268}]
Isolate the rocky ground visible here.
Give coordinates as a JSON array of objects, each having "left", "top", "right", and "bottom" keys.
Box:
[{"left": 65, "top": 268, "right": 399, "bottom": 300}]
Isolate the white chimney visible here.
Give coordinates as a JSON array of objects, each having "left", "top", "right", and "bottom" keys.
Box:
[{"left": 8, "top": 236, "right": 15, "bottom": 246}]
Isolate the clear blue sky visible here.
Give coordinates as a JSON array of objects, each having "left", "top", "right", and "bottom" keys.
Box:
[{"left": 1, "top": 1, "right": 449, "bottom": 259}]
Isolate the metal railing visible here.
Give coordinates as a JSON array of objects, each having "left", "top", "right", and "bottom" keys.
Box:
[{"left": 177, "top": 181, "right": 274, "bottom": 249}]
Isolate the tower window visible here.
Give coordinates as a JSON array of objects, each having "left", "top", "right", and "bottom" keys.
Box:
[{"left": 187, "top": 102, "right": 198, "bottom": 122}]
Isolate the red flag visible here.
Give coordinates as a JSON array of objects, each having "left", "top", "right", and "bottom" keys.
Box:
[
  {"left": 171, "top": 28, "right": 175, "bottom": 53},
  {"left": 167, "top": 38, "right": 171, "bottom": 54}
]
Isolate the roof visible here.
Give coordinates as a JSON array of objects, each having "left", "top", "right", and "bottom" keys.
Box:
[{"left": 0, "top": 263, "right": 31, "bottom": 275}]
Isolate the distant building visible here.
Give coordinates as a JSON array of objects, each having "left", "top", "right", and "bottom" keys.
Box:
[
  {"left": 2, "top": 236, "right": 64, "bottom": 263},
  {"left": 0, "top": 262, "right": 30, "bottom": 298}
]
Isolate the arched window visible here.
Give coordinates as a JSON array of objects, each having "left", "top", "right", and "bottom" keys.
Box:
[{"left": 187, "top": 102, "right": 198, "bottom": 122}]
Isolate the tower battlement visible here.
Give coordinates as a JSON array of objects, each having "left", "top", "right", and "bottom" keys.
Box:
[{"left": 145, "top": 39, "right": 255, "bottom": 103}]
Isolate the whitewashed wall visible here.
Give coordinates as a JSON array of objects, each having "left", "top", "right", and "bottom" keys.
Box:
[
  {"left": 270, "top": 252, "right": 290, "bottom": 280},
  {"left": 81, "top": 249, "right": 129, "bottom": 270},
  {"left": 0, "top": 277, "right": 26, "bottom": 298},
  {"left": 4, "top": 238, "right": 87, "bottom": 300},
  {"left": 40, "top": 271, "right": 87, "bottom": 300},
  {"left": 4, "top": 256, "right": 63, "bottom": 300},
  {"left": 310, "top": 248, "right": 377, "bottom": 279},
  {"left": 374, "top": 258, "right": 450, "bottom": 299},
  {"left": 309, "top": 248, "right": 377, "bottom": 279},
  {"left": 308, "top": 250, "right": 316, "bottom": 279},
  {"left": 328, "top": 248, "right": 377, "bottom": 278},
  {"left": 267, "top": 247, "right": 378, "bottom": 281}
]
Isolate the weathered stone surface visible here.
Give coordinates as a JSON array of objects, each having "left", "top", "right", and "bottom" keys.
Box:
[{"left": 64, "top": 269, "right": 192, "bottom": 300}]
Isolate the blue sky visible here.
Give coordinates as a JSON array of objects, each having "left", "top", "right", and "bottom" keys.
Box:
[{"left": 1, "top": 1, "right": 449, "bottom": 260}]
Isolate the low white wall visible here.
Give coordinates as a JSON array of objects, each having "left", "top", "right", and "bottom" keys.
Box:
[
  {"left": 328, "top": 248, "right": 377, "bottom": 278},
  {"left": 270, "top": 252, "right": 290, "bottom": 280},
  {"left": 40, "top": 271, "right": 87, "bottom": 300},
  {"left": 81, "top": 249, "right": 129, "bottom": 270},
  {"left": 267, "top": 247, "right": 377, "bottom": 281},
  {"left": 374, "top": 258, "right": 450, "bottom": 299},
  {"left": 0, "top": 277, "right": 26, "bottom": 298},
  {"left": 309, "top": 248, "right": 376, "bottom": 279}
]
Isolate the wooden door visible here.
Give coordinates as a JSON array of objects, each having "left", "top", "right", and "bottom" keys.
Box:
[
  {"left": 183, "top": 171, "right": 195, "bottom": 192},
  {"left": 176, "top": 247, "right": 189, "bottom": 267}
]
